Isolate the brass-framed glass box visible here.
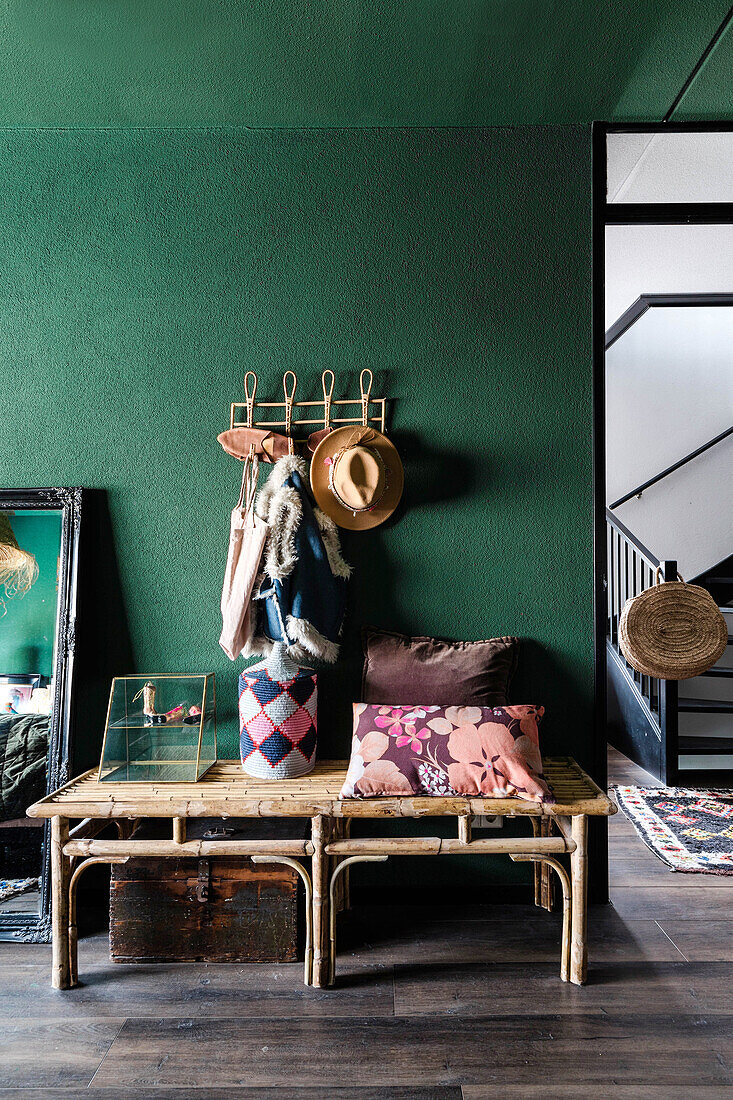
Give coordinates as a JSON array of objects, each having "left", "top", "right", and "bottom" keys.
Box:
[{"left": 98, "top": 674, "right": 216, "bottom": 782}]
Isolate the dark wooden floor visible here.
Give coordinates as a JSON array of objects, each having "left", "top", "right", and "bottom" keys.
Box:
[{"left": 1, "top": 747, "right": 732, "bottom": 1098}]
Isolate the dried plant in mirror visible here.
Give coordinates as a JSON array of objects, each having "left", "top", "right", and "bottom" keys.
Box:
[{"left": 0, "top": 512, "right": 39, "bottom": 615}]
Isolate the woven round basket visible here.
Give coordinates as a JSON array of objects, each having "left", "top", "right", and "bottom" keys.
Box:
[{"left": 618, "top": 567, "right": 728, "bottom": 681}]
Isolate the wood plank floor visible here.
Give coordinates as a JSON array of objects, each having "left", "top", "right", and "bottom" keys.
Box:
[{"left": 0, "top": 746, "right": 731, "bottom": 1097}]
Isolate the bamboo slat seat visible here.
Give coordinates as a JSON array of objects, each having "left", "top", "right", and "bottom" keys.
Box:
[
  {"left": 27, "top": 756, "right": 614, "bottom": 820},
  {"left": 27, "top": 756, "right": 614, "bottom": 993}
]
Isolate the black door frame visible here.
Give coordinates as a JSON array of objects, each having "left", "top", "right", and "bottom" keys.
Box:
[{"left": 592, "top": 121, "right": 733, "bottom": 818}]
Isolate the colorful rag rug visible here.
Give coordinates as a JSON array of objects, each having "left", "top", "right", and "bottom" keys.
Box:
[
  {"left": 0, "top": 876, "right": 39, "bottom": 902},
  {"left": 612, "top": 786, "right": 733, "bottom": 875}
]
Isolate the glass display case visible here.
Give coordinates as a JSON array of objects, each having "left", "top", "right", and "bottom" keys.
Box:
[{"left": 98, "top": 674, "right": 216, "bottom": 782}]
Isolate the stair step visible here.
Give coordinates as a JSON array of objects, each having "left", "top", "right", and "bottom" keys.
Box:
[
  {"left": 679, "top": 735, "right": 733, "bottom": 754},
  {"left": 698, "top": 667, "right": 733, "bottom": 678},
  {"left": 679, "top": 698, "right": 733, "bottom": 713}
]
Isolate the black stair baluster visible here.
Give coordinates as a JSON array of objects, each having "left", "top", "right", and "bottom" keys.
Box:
[
  {"left": 611, "top": 532, "right": 620, "bottom": 651},
  {"left": 662, "top": 558, "right": 679, "bottom": 784},
  {"left": 650, "top": 563, "right": 658, "bottom": 721},
  {"left": 624, "top": 538, "right": 629, "bottom": 620},
  {"left": 607, "top": 522, "right": 612, "bottom": 639},
  {"left": 629, "top": 547, "right": 639, "bottom": 686},
  {"left": 610, "top": 528, "right": 616, "bottom": 645},
  {"left": 605, "top": 507, "right": 675, "bottom": 782}
]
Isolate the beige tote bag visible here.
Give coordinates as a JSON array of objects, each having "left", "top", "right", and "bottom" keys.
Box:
[{"left": 219, "top": 453, "right": 268, "bottom": 660}]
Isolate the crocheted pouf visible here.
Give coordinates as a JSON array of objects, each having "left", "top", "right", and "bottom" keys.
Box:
[{"left": 238, "top": 644, "right": 318, "bottom": 779}]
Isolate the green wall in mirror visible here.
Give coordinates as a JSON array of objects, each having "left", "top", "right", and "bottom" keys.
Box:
[{"left": 0, "top": 511, "right": 62, "bottom": 682}]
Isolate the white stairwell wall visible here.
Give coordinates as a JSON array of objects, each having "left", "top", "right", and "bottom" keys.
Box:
[
  {"left": 613, "top": 438, "right": 733, "bottom": 583},
  {"left": 606, "top": 230, "right": 733, "bottom": 580},
  {"left": 606, "top": 152, "right": 733, "bottom": 772},
  {"left": 606, "top": 222, "right": 733, "bottom": 324}
]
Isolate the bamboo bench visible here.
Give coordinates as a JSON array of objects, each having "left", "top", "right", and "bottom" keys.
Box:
[{"left": 27, "top": 756, "right": 615, "bottom": 989}]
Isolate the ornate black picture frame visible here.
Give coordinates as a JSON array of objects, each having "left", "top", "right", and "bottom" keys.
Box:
[{"left": 0, "top": 487, "right": 82, "bottom": 941}]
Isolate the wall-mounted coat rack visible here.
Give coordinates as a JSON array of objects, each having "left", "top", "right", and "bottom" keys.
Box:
[{"left": 230, "top": 369, "right": 386, "bottom": 448}]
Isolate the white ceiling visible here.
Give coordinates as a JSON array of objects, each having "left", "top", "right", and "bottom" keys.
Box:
[{"left": 608, "top": 131, "right": 733, "bottom": 203}]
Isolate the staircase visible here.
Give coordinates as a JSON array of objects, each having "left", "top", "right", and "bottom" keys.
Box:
[
  {"left": 605, "top": 294, "right": 733, "bottom": 785},
  {"left": 677, "top": 602, "right": 733, "bottom": 774}
]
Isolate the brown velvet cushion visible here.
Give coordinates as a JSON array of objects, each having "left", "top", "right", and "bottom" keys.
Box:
[{"left": 362, "top": 629, "right": 519, "bottom": 707}]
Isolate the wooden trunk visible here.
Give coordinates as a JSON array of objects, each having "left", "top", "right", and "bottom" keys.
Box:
[{"left": 109, "top": 818, "right": 305, "bottom": 963}]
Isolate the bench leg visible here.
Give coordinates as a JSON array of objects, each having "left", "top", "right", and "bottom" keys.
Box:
[
  {"left": 531, "top": 818, "right": 555, "bottom": 912},
  {"left": 51, "top": 816, "right": 71, "bottom": 989},
  {"left": 330, "top": 820, "right": 352, "bottom": 914},
  {"left": 328, "top": 855, "right": 388, "bottom": 985},
  {"left": 511, "top": 853, "right": 571, "bottom": 981},
  {"left": 569, "top": 814, "right": 588, "bottom": 986},
  {"left": 252, "top": 855, "right": 313, "bottom": 986},
  {"left": 311, "top": 814, "right": 330, "bottom": 988},
  {"left": 342, "top": 821, "right": 352, "bottom": 910}
]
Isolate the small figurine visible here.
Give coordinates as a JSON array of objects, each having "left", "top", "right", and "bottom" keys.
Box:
[
  {"left": 142, "top": 681, "right": 156, "bottom": 717},
  {"left": 134, "top": 683, "right": 192, "bottom": 726}
]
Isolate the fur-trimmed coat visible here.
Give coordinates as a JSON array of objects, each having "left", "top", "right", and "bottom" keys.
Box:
[{"left": 245, "top": 455, "right": 351, "bottom": 664}]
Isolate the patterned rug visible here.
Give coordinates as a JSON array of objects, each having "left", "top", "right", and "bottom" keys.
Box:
[{"left": 612, "top": 786, "right": 733, "bottom": 875}]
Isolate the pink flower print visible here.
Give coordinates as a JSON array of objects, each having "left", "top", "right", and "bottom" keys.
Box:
[
  {"left": 444, "top": 706, "right": 484, "bottom": 726},
  {"left": 358, "top": 730, "right": 390, "bottom": 762},
  {"left": 510, "top": 733, "right": 542, "bottom": 774},
  {"left": 355, "top": 759, "right": 413, "bottom": 796},
  {"left": 374, "top": 708, "right": 408, "bottom": 736},
  {"left": 445, "top": 718, "right": 551, "bottom": 802},
  {"left": 395, "top": 726, "right": 432, "bottom": 754},
  {"left": 374, "top": 708, "right": 429, "bottom": 738},
  {"left": 503, "top": 705, "right": 544, "bottom": 736},
  {"left": 427, "top": 707, "right": 483, "bottom": 737},
  {"left": 446, "top": 720, "right": 516, "bottom": 794},
  {"left": 427, "top": 716, "right": 454, "bottom": 736}
]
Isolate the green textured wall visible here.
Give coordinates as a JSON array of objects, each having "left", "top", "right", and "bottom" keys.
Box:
[
  {"left": 8, "top": 0, "right": 724, "bottom": 892},
  {"left": 0, "top": 0, "right": 728, "bottom": 126},
  {"left": 0, "top": 125, "right": 591, "bottom": 774},
  {"left": 0, "top": 511, "right": 62, "bottom": 680}
]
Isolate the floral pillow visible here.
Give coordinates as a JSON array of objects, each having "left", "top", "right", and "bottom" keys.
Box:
[{"left": 340, "top": 703, "right": 553, "bottom": 803}]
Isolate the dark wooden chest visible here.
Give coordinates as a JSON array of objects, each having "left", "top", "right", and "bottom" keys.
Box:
[{"left": 109, "top": 818, "right": 305, "bottom": 963}]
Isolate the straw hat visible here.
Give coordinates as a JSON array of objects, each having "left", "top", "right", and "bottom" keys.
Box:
[
  {"left": 310, "top": 426, "right": 404, "bottom": 531},
  {"left": 619, "top": 568, "right": 728, "bottom": 680}
]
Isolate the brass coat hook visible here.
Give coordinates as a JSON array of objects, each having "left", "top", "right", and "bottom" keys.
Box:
[
  {"left": 360, "top": 369, "right": 373, "bottom": 427},
  {"left": 283, "top": 371, "right": 298, "bottom": 454}
]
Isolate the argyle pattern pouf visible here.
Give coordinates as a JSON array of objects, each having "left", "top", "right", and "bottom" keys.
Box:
[{"left": 239, "top": 664, "right": 318, "bottom": 779}]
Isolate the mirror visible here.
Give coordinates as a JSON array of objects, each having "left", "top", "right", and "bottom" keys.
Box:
[{"left": 0, "top": 488, "right": 81, "bottom": 941}]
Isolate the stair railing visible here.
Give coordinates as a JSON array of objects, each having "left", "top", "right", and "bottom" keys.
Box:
[
  {"left": 608, "top": 423, "right": 733, "bottom": 511},
  {"left": 606, "top": 509, "right": 678, "bottom": 753}
]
